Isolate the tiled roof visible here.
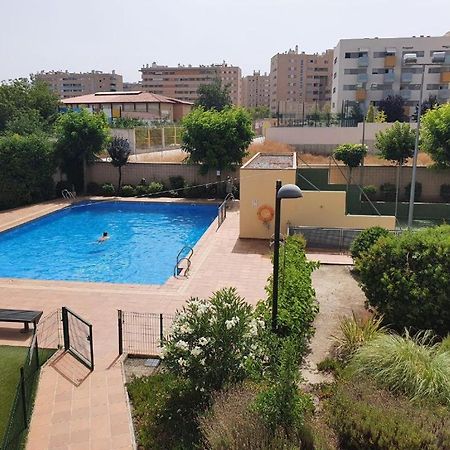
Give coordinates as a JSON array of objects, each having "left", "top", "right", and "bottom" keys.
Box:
[{"left": 61, "top": 91, "right": 193, "bottom": 105}]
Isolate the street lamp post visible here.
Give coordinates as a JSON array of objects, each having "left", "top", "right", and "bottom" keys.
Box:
[
  {"left": 403, "top": 51, "right": 446, "bottom": 229},
  {"left": 272, "top": 180, "right": 303, "bottom": 332}
]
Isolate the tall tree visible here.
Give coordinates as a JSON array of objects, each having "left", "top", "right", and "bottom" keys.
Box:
[
  {"left": 107, "top": 137, "right": 131, "bottom": 193},
  {"left": 350, "top": 104, "right": 364, "bottom": 123},
  {"left": 333, "top": 143, "right": 367, "bottom": 186},
  {"left": 0, "top": 78, "right": 60, "bottom": 133},
  {"left": 182, "top": 106, "right": 254, "bottom": 174},
  {"left": 55, "top": 109, "right": 110, "bottom": 193},
  {"left": 378, "top": 95, "right": 407, "bottom": 122},
  {"left": 194, "top": 79, "right": 232, "bottom": 111},
  {"left": 375, "top": 122, "right": 415, "bottom": 217},
  {"left": 421, "top": 103, "right": 450, "bottom": 168},
  {"left": 412, "top": 95, "right": 439, "bottom": 122},
  {"left": 366, "top": 104, "right": 376, "bottom": 123}
]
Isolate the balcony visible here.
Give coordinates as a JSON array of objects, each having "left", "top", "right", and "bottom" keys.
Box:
[
  {"left": 401, "top": 72, "right": 413, "bottom": 83},
  {"left": 357, "top": 55, "right": 369, "bottom": 67},
  {"left": 355, "top": 89, "right": 367, "bottom": 101},
  {"left": 384, "top": 72, "right": 395, "bottom": 83},
  {"left": 440, "top": 71, "right": 450, "bottom": 83},
  {"left": 384, "top": 55, "right": 396, "bottom": 68},
  {"left": 437, "top": 88, "right": 450, "bottom": 100}
]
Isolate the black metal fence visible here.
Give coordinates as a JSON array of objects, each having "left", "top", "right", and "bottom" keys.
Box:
[
  {"left": 1, "top": 310, "right": 62, "bottom": 450},
  {"left": 289, "top": 225, "right": 402, "bottom": 253},
  {"left": 118, "top": 310, "right": 175, "bottom": 356}
]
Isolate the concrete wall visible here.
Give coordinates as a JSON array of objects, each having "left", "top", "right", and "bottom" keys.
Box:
[
  {"left": 266, "top": 122, "right": 416, "bottom": 153},
  {"left": 329, "top": 165, "right": 450, "bottom": 202},
  {"left": 87, "top": 161, "right": 238, "bottom": 187},
  {"left": 239, "top": 166, "right": 395, "bottom": 239}
]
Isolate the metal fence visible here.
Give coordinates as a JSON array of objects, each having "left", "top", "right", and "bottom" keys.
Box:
[
  {"left": 288, "top": 225, "right": 402, "bottom": 252},
  {"left": 118, "top": 310, "right": 175, "bottom": 356},
  {"left": 135, "top": 126, "right": 182, "bottom": 151},
  {"left": 1, "top": 310, "right": 62, "bottom": 450}
]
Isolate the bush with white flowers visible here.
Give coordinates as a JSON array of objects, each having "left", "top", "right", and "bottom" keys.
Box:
[{"left": 162, "top": 287, "right": 265, "bottom": 393}]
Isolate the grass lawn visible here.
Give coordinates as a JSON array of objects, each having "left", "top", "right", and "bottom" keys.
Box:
[{"left": 0, "top": 345, "right": 29, "bottom": 443}]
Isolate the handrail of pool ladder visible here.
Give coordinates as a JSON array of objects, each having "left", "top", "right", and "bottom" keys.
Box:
[
  {"left": 61, "top": 189, "right": 76, "bottom": 201},
  {"left": 174, "top": 245, "right": 194, "bottom": 278}
]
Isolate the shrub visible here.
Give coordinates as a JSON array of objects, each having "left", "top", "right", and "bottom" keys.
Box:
[
  {"left": 257, "top": 235, "right": 319, "bottom": 352},
  {"left": 120, "top": 184, "right": 136, "bottom": 197},
  {"left": 350, "top": 226, "right": 390, "bottom": 261},
  {"left": 348, "top": 331, "right": 450, "bottom": 405},
  {"left": 86, "top": 181, "right": 100, "bottom": 195},
  {"left": 127, "top": 373, "right": 205, "bottom": 450},
  {"left": 101, "top": 183, "right": 115, "bottom": 196},
  {"left": 331, "top": 312, "right": 385, "bottom": 362},
  {"left": 440, "top": 184, "right": 450, "bottom": 202},
  {"left": 362, "top": 185, "right": 377, "bottom": 201},
  {"left": 147, "top": 181, "right": 164, "bottom": 194},
  {"left": 380, "top": 182, "right": 396, "bottom": 201},
  {"left": 404, "top": 181, "right": 422, "bottom": 201},
  {"left": 162, "top": 287, "right": 263, "bottom": 394},
  {"left": 358, "top": 225, "right": 450, "bottom": 336},
  {"left": 329, "top": 378, "right": 450, "bottom": 450},
  {"left": 169, "top": 175, "right": 185, "bottom": 191},
  {"left": 134, "top": 184, "right": 148, "bottom": 196},
  {"left": 0, "top": 133, "right": 56, "bottom": 210},
  {"left": 440, "top": 335, "right": 450, "bottom": 353}
]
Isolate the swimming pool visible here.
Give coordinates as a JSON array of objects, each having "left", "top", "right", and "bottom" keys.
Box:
[{"left": 0, "top": 201, "right": 218, "bottom": 285}]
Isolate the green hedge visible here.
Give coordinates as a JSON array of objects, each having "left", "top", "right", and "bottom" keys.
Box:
[
  {"left": 358, "top": 225, "right": 450, "bottom": 336},
  {"left": 0, "top": 134, "right": 56, "bottom": 210}
]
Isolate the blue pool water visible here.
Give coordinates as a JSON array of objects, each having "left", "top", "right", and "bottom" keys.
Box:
[{"left": 0, "top": 201, "right": 218, "bottom": 285}]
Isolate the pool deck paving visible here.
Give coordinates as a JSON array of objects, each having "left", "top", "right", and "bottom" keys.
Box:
[{"left": 0, "top": 199, "right": 353, "bottom": 450}]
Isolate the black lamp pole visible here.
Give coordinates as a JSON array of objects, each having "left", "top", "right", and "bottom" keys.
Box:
[{"left": 272, "top": 180, "right": 282, "bottom": 332}]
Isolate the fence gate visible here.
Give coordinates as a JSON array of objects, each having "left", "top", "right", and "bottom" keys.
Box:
[{"left": 62, "top": 307, "right": 94, "bottom": 370}]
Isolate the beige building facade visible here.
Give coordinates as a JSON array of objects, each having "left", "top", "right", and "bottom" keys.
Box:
[
  {"left": 242, "top": 71, "right": 270, "bottom": 109},
  {"left": 140, "top": 62, "right": 242, "bottom": 105},
  {"left": 269, "top": 46, "right": 334, "bottom": 115},
  {"left": 331, "top": 33, "right": 450, "bottom": 117},
  {"left": 35, "top": 70, "right": 123, "bottom": 99}
]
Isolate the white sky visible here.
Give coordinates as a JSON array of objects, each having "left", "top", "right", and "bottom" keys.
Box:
[{"left": 1, "top": 0, "right": 449, "bottom": 82}]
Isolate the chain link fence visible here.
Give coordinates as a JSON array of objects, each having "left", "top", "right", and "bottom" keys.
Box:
[
  {"left": 135, "top": 126, "right": 182, "bottom": 152},
  {"left": 1, "top": 310, "right": 62, "bottom": 450}
]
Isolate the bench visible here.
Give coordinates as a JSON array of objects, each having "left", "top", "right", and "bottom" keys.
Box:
[{"left": 0, "top": 309, "right": 43, "bottom": 333}]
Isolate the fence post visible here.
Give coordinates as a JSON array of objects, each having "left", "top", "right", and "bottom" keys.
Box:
[
  {"left": 160, "top": 314, "right": 164, "bottom": 344},
  {"left": 35, "top": 334, "right": 40, "bottom": 369},
  {"left": 118, "top": 310, "right": 123, "bottom": 355},
  {"left": 161, "top": 128, "right": 166, "bottom": 148},
  {"left": 61, "top": 307, "right": 69, "bottom": 351},
  {"left": 20, "top": 367, "right": 28, "bottom": 428},
  {"left": 88, "top": 324, "right": 94, "bottom": 371}
]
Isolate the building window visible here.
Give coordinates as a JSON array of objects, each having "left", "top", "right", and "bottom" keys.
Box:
[{"left": 333, "top": 87, "right": 336, "bottom": 93}]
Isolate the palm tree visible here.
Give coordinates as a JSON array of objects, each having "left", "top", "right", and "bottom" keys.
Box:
[{"left": 107, "top": 137, "right": 131, "bottom": 194}]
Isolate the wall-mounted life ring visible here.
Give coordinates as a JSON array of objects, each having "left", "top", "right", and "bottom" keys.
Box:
[{"left": 257, "top": 204, "right": 275, "bottom": 223}]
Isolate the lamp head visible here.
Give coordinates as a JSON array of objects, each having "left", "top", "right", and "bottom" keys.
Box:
[
  {"left": 277, "top": 184, "right": 303, "bottom": 199},
  {"left": 403, "top": 53, "right": 418, "bottom": 65}
]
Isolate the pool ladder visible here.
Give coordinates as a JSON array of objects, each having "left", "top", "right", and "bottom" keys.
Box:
[
  {"left": 61, "top": 189, "right": 76, "bottom": 201},
  {"left": 174, "top": 245, "right": 194, "bottom": 278}
]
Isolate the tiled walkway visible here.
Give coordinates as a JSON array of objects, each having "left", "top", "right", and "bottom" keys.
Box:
[
  {"left": 0, "top": 200, "right": 272, "bottom": 450},
  {"left": 0, "top": 199, "right": 353, "bottom": 449}
]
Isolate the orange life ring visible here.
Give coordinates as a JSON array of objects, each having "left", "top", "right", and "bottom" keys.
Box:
[{"left": 257, "top": 204, "right": 275, "bottom": 223}]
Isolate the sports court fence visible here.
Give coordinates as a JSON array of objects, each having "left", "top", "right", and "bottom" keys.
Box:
[{"left": 1, "top": 310, "right": 62, "bottom": 450}]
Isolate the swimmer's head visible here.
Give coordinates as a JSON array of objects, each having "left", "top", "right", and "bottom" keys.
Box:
[{"left": 103, "top": 232, "right": 108, "bottom": 237}]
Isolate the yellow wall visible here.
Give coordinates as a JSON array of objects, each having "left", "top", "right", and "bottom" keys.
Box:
[{"left": 240, "top": 167, "right": 396, "bottom": 239}]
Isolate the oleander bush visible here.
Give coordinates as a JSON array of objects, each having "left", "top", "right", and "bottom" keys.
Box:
[
  {"left": 349, "top": 331, "right": 450, "bottom": 405},
  {"left": 147, "top": 181, "right": 164, "bottom": 194},
  {"left": 328, "top": 378, "right": 450, "bottom": 450},
  {"left": 358, "top": 225, "right": 450, "bottom": 336},
  {"left": 120, "top": 184, "right": 136, "bottom": 197},
  {"left": 101, "top": 183, "right": 115, "bottom": 196},
  {"left": 350, "top": 226, "right": 390, "bottom": 262}
]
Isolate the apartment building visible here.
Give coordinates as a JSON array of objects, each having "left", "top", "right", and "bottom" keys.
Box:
[
  {"left": 123, "top": 81, "right": 142, "bottom": 91},
  {"left": 35, "top": 70, "right": 123, "bottom": 99},
  {"left": 242, "top": 71, "right": 270, "bottom": 109},
  {"left": 140, "top": 62, "right": 242, "bottom": 105},
  {"left": 331, "top": 33, "right": 450, "bottom": 117},
  {"left": 269, "top": 46, "right": 334, "bottom": 115}
]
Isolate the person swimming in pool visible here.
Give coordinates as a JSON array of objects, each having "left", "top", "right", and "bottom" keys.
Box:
[{"left": 98, "top": 231, "right": 109, "bottom": 243}]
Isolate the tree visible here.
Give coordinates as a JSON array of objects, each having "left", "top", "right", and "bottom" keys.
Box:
[
  {"left": 107, "top": 137, "right": 131, "bottom": 193},
  {"left": 412, "top": 95, "right": 439, "bottom": 122},
  {"left": 0, "top": 78, "right": 60, "bottom": 133},
  {"left": 55, "top": 109, "right": 110, "bottom": 193},
  {"left": 247, "top": 106, "right": 270, "bottom": 120},
  {"left": 194, "top": 79, "right": 232, "bottom": 111},
  {"left": 366, "top": 104, "right": 376, "bottom": 123},
  {"left": 374, "top": 109, "right": 387, "bottom": 123},
  {"left": 4, "top": 109, "right": 45, "bottom": 135},
  {"left": 333, "top": 143, "right": 367, "bottom": 185},
  {"left": 421, "top": 103, "right": 450, "bottom": 168},
  {"left": 350, "top": 104, "right": 364, "bottom": 123},
  {"left": 182, "top": 106, "right": 254, "bottom": 174},
  {"left": 377, "top": 95, "right": 406, "bottom": 122},
  {"left": 375, "top": 122, "right": 415, "bottom": 217}
]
